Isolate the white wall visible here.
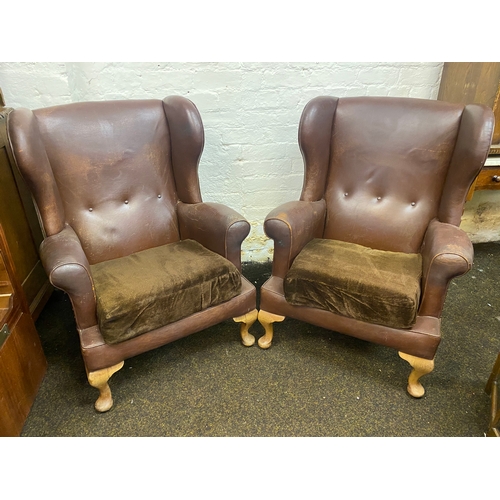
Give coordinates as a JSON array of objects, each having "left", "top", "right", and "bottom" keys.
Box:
[{"left": 0, "top": 62, "right": 445, "bottom": 261}]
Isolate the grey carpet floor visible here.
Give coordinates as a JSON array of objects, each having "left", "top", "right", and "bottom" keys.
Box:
[{"left": 20, "top": 243, "right": 500, "bottom": 437}]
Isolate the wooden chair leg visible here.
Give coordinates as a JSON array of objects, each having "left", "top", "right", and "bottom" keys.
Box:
[
  {"left": 87, "top": 361, "right": 124, "bottom": 412},
  {"left": 398, "top": 352, "right": 435, "bottom": 398},
  {"left": 257, "top": 309, "right": 285, "bottom": 349},
  {"left": 485, "top": 353, "right": 500, "bottom": 436},
  {"left": 486, "top": 380, "right": 499, "bottom": 436},
  {"left": 485, "top": 352, "right": 500, "bottom": 395},
  {"left": 233, "top": 309, "right": 259, "bottom": 347}
]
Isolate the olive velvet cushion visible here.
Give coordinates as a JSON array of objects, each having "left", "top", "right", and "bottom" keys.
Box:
[
  {"left": 90, "top": 239, "right": 241, "bottom": 344},
  {"left": 284, "top": 239, "right": 422, "bottom": 329}
]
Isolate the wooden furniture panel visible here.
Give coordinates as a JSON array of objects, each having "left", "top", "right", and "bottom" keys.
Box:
[
  {"left": 438, "top": 62, "right": 500, "bottom": 145},
  {"left": 474, "top": 169, "right": 500, "bottom": 190},
  {"left": 0, "top": 89, "right": 52, "bottom": 319},
  {"left": 438, "top": 63, "right": 500, "bottom": 200},
  {"left": 0, "top": 311, "right": 47, "bottom": 436},
  {"left": 485, "top": 352, "right": 500, "bottom": 437},
  {"left": 473, "top": 170, "right": 500, "bottom": 190},
  {"left": 0, "top": 223, "right": 47, "bottom": 437},
  {"left": 467, "top": 157, "right": 500, "bottom": 198}
]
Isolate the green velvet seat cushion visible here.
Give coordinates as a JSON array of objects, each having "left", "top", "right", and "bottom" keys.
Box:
[
  {"left": 90, "top": 239, "right": 241, "bottom": 345},
  {"left": 284, "top": 239, "right": 422, "bottom": 329}
]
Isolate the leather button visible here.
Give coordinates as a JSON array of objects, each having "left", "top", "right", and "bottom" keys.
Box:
[
  {"left": 377, "top": 196, "right": 382, "bottom": 201},
  {"left": 124, "top": 200, "right": 129, "bottom": 204},
  {"left": 158, "top": 194, "right": 162, "bottom": 199},
  {"left": 344, "top": 193, "right": 348, "bottom": 197},
  {"left": 411, "top": 202, "right": 416, "bottom": 206},
  {"left": 89, "top": 208, "right": 93, "bottom": 212}
]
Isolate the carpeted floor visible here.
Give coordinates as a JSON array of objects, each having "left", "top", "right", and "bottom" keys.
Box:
[{"left": 20, "top": 243, "right": 500, "bottom": 437}]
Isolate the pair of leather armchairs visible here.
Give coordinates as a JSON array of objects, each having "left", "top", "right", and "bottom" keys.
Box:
[{"left": 7, "top": 94, "right": 494, "bottom": 412}]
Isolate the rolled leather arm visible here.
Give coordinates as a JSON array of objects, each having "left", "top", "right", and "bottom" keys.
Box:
[
  {"left": 418, "top": 218, "right": 474, "bottom": 318},
  {"left": 264, "top": 200, "right": 327, "bottom": 278},
  {"left": 40, "top": 225, "right": 97, "bottom": 330},
  {"left": 177, "top": 201, "right": 250, "bottom": 270}
]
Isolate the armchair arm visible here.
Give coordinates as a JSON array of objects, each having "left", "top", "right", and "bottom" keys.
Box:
[
  {"left": 40, "top": 225, "right": 97, "bottom": 330},
  {"left": 264, "top": 200, "right": 327, "bottom": 278},
  {"left": 177, "top": 201, "right": 250, "bottom": 270},
  {"left": 418, "top": 218, "right": 473, "bottom": 318}
]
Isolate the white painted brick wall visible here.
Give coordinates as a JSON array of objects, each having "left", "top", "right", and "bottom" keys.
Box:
[{"left": 0, "top": 62, "right": 444, "bottom": 261}]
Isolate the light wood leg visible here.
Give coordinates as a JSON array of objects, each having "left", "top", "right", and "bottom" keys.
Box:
[
  {"left": 233, "top": 308, "right": 259, "bottom": 347},
  {"left": 87, "top": 361, "right": 124, "bottom": 412},
  {"left": 398, "top": 352, "right": 435, "bottom": 398},
  {"left": 257, "top": 310, "right": 285, "bottom": 349}
]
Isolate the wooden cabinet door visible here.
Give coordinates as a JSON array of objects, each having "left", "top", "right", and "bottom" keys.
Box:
[
  {"left": 0, "top": 311, "right": 47, "bottom": 436},
  {"left": 0, "top": 224, "right": 46, "bottom": 437}
]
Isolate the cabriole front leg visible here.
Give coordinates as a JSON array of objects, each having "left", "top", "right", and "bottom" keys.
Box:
[
  {"left": 87, "top": 361, "right": 124, "bottom": 412},
  {"left": 257, "top": 310, "right": 285, "bottom": 349},
  {"left": 233, "top": 309, "right": 259, "bottom": 346},
  {"left": 398, "top": 352, "right": 435, "bottom": 398}
]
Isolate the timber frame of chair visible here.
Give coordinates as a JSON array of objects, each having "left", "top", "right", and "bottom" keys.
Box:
[{"left": 258, "top": 96, "right": 495, "bottom": 398}]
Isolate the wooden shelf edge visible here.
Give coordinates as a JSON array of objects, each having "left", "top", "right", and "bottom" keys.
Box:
[{"left": 490, "top": 143, "right": 500, "bottom": 155}]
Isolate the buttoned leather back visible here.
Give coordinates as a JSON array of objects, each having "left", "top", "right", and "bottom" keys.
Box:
[
  {"left": 298, "top": 96, "right": 494, "bottom": 253},
  {"left": 8, "top": 97, "right": 204, "bottom": 264}
]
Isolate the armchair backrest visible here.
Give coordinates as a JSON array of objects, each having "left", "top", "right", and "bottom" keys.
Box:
[
  {"left": 298, "top": 96, "right": 494, "bottom": 253},
  {"left": 8, "top": 96, "right": 205, "bottom": 264}
]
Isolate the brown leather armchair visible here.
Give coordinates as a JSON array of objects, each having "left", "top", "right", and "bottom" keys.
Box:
[
  {"left": 7, "top": 96, "right": 257, "bottom": 412},
  {"left": 258, "top": 96, "right": 494, "bottom": 398}
]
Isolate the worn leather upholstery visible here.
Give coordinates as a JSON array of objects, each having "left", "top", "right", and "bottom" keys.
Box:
[
  {"left": 7, "top": 96, "right": 256, "bottom": 402},
  {"left": 261, "top": 96, "right": 494, "bottom": 370}
]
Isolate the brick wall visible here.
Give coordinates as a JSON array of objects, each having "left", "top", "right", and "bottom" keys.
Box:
[{"left": 0, "top": 62, "right": 444, "bottom": 261}]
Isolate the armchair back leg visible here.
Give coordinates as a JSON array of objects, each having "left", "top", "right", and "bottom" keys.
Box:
[
  {"left": 233, "top": 309, "right": 258, "bottom": 347},
  {"left": 257, "top": 310, "right": 285, "bottom": 349}
]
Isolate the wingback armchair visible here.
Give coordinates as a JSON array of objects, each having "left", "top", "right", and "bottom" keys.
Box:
[
  {"left": 258, "top": 96, "right": 494, "bottom": 398},
  {"left": 8, "top": 96, "right": 257, "bottom": 412}
]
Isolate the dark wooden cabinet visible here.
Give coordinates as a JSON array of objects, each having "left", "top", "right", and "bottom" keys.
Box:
[
  {"left": 0, "top": 90, "right": 52, "bottom": 319},
  {"left": 0, "top": 89, "right": 49, "bottom": 435},
  {"left": 0, "top": 221, "right": 47, "bottom": 436},
  {"left": 437, "top": 62, "right": 500, "bottom": 200}
]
